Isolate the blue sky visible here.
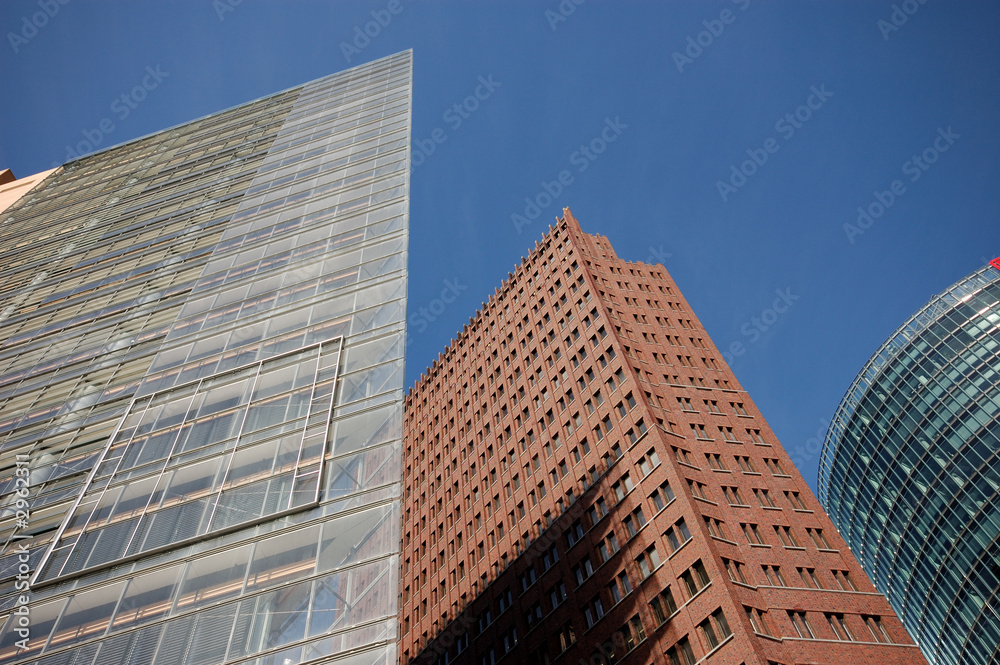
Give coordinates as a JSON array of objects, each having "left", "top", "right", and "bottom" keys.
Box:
[{"left": 2, "top": 0, "right": 999, "bottom": 493}]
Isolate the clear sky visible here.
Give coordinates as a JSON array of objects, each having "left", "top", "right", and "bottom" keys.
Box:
[{"left": 2, "top": 0, "right": 999, "bottom": 493}]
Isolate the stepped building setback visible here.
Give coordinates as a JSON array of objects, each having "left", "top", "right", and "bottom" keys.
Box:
[{"left": 401, "top": 210, "right": 926, "bottom": 665}]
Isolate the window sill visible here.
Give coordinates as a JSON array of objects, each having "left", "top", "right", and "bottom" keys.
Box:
[
  {"left": 749, "top": 542, "right": 771, "bottom": 549},
  {"left": 782, "top": 545, "right": 807, "bottom": 551},
  {"left": 762, "top": 506, "right": 783, "bottom": 511}
]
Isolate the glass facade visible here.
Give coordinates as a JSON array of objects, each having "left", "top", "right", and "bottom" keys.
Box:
[
  {"left": 0, "top": 50, "right": 410, "bottom": 665},
  {"left": 818, "top": 261, "right": 1000, "bottom": 665}
]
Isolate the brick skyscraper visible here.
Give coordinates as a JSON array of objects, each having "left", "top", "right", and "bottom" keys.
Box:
[{"left": 400, "top": 210, "right": 926, "bottom": 665}]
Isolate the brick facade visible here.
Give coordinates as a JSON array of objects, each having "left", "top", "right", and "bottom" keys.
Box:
[{"left": 400, "top": 210, "right": 926, "bottom": 665}]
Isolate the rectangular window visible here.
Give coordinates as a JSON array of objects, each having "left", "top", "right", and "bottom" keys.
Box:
[
  {"left": 636, "top": 544, "right": 661, "bottom": 578},
  {"left": 608, "top": 570, "right": 632, "bottom": 603},
  {"left": 650, "top": 480, "right": 675, "bottom": 511},
  {"left": 666, "top": 637, "right": 696, "bottom": 665},
  {"left": 664, "top": 517, "right": 692, "bottom": 553},
  {"left": 774, "top": 525, "right": 800, "bottom": 548},
  {"left": 762, "top": 565, "right": 787, "bottom": 586},
  {"left": 826, "top": 613, "right": 853, "bottom": 641},
  {"left": 651, "top": 586, "right": 678, "bottom": 624},
  {"left": 741, "top": 522, "right": 767, "bottom": 546},
  {"left": 797, "top": 566, "right": 822, "bottom": 589},
  {"left": 788, "top": 611, "right": 815, "bottom": 639},
  {"left": 704, "top": 516, "right": 728, "bottom": 540},
  {"left": 699, "top": 608, "right": 731, "bottom": 649},
  {"left": 584, "top": 595, "right": 605, "bottom": 628},
  {"left": 572, "top": 556, "right": 594, "bottom": 586},
  {"left": 863, "top": 615, "right": 891, "bottom": 643},
  {"left": 806, "top": 527, "right": 832, "bottom": 549}
]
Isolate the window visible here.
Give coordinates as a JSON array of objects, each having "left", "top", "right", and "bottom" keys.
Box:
[
  {"left": 557, "top": 622, "right": 576, "bottom": 652},
  {"left": 806, "top": 527, "right": 832, "bottom": 549},
  {"left": 826, "top": 613, "right": 853, "bottom": 641},
  {"left": 636, "top": 544, "right": 661, "bottom": 578},
  {"left": 688, "top": 479, "right": 709, "bottom": 500},
  {"left": 584, "top": 595, "right": 606, "bottom": 628},
  {"left": 705, "top": 453, "right": 727, "bottom": 471},
  {"left": 722, "top": 558, "right": 748, "bottom": 584},
  {"left": 699, "top": 608, "right": 732, "bottom": 649},
  {"left": 731, "top": 402, "right": 749, "bottom": 416},
  {"left": 549, "top": 581, "right": 567, "bottom": 608},
  {"left": 747, "top": 428, "right": 766, "bottom": 444},
  {"left": 620, "top": 615, "right": 645, "bottom": 651},
  {"left": 785, "top": 490, "right": 809, "bottom": 510},
  {"left": 774, "top": 525, "right": 800, "bottom": 548},
  {"left": 664, "top": 518, "right": 692, "bottom": 553},
  {"left": 651, "top": 587, "right": 678, "bottom": 623},
  {"left": 704, "top": 400, "right": 723, "bottom": 414},
  {"left": 735, "top": 455, "right": 757, "bottom": 473},
  {"left": 754, "top": 488, "right": 776, "bottom": 508},
  {"left": 526, "top": 601, "right": 543, "bottom": 626},
  {"left": 587, "top": 497, "right": 608, "bottom": 525},
  {"left": 797, "top": 567, "right": 823, "bottom": 589},
  {"left": 863, "top": 615, "right": 891, "bottom": 643},
  {"left": 690, "top": 423, "right": 710, "bottom": 439},
  {"left": 637, "top": 448, "right": 660, "bottom": 476},
  {"left": 788, "top": 611, "right": 815, "bottom": 638},
  {"left": 608, "top": 570, "right": 632, "bottom": 603},
  {"left": 745, "top": 606, "right": 772, "bottom": 636},
  {"left": 704, "top": 516, "right": 729, "bottom": 540},
  {"left": 623, "top": 507, "right": 647, "bottom": 538},
  {"left": 680, "top": 560, "right": 710, "bottom": 597},
  {"left": 764, "top": 457, "right": 788, "bottom": 475},
  {"left": 650, "top": 480, "right": 675, "bottom": 510},
  {"left": 833, "top": 569, "right": 858, "bottom": 591},
  {"left": 567, "top": 520, "right": 585, "bottom": 547},
  {"left": 762, "top": 565, "right": 787, "bottom": 586},
  {"left": 666, "top": 636, "right": 696, "bottom": 665},
  {"left": 572, "top": 556, "right": 594, "bottom": 586},
  {"left": 612, "top": 473, "right": 634, "bottom": 500},
  {"left": 722, "top": 486, "right": 747, "bottom": 506},
  {"left": 741, "top": 522, "right": 767, "bottom": 545},
  {"left": 673, "top": 446, "right": 695, "bottom": 466},
  {"left": 598, "top": 532, "right": 619, "bottom": 563},
  {"left": 542, "top": 545, "right": 559, "bottom": 570}
]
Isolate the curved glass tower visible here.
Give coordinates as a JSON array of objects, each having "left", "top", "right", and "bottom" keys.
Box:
[{"left": 818, "top": 259, "right": 1000, "bottom": 665}]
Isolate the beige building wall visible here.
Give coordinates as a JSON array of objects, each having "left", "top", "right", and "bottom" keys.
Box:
[{"left": 0, "top": 168, "right": 58, "bottom": 215}]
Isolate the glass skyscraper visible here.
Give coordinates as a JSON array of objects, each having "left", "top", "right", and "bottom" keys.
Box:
[
  {"left": 818, "top": 259, "right": 1000, "bottom": 665},
  {"left": 0, "top": 50, "right": 410, "bottom": 665}
]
